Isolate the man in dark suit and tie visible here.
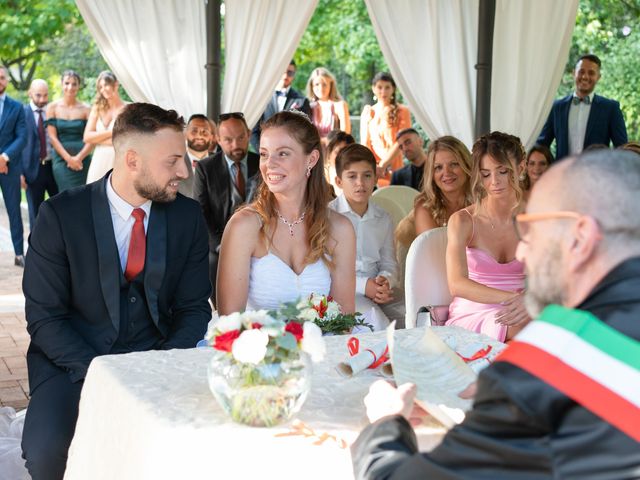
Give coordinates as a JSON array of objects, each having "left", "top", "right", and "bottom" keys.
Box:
[
  {"left": 21, "top": 103, "right": 212, "bottom": 480},
  {"left": 250, "top": 60, "right": 311, "bottom": 151},
  {"left": 537, "top": 54, "right": 627, "bottom": 160},
  {"left": 391, "top": 128, "right": 426, "bottom": 191},
  {"left": 194, "top": 112, "right": 260, "bottom": 306},
  {"left": 0, "top": 65, "right": 27, "bottom": 266},
  {"left": 21, "top": 79, "right": 58, "bottom": 228},
  {"left": 178, "top": 113, "right": 216, "bottom": 198}
]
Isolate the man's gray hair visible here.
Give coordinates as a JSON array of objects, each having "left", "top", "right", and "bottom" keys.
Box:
[{"left": 562, "top": 150, "right": 640, "bottom": 250}]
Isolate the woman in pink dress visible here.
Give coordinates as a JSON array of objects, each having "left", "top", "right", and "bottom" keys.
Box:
[
  {"left": 445, "top": 132, "right": 530, "bottom": 342},
  {"left": 305, "top": 68, "right": 351, "bottom": 144}
]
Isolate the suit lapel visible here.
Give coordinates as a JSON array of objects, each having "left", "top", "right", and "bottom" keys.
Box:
[
  {"left": 91, "top": 177, "right": 121, "bottom": 334},
  {"left": 246, "top": 153, "right": 261, "bottom": 201},
  {"left": 144, "top": 203, "right": 166, "bottom": 327},
  {"left": 0, "top": 97, "right": 13, "bottom": 130},
  {"left": 560, "top": 95, "right": 572, "bottom": 132}
]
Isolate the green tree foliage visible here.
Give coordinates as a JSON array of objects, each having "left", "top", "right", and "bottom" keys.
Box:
[
  {"left": 557, "top": 0, "right": 640, "bottom": 140},
  {"left": 294, "top": 0, "right": 388, "bottom": 115},
  {"left": 0, "top": 0, "right": 81, "bottom": 90}
]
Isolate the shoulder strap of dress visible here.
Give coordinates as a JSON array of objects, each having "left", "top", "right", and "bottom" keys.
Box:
[{"left": 463, "top": 208, "right": 475, "bottom": 246}]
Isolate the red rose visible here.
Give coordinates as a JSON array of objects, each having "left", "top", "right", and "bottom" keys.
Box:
[
  {"left": 285, "top": 322, "right": 304, "bottom": 341},
  {"left": 250, "top": 323, "right": 262, "bottom": 330},
  {"left": 213, "top": 330, "right": 240, "bottom": 352}
]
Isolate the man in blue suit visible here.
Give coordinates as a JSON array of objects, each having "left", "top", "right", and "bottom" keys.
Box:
[
  {"left": 537, "top": 54, "right": 627, "bottom": 161},
  {"left": 21, "top": 103, "right": 211, "bottom": 479},
  {"left": 21, "top": 79, "right": 58, "bottom": 229},
  {"left": 0, "top": 65, "right": 27, "bottom": 266}
]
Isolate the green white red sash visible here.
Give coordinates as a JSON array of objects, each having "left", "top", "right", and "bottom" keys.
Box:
[{"left": 496, "top": 304, "right": 640, "bottom": 442}]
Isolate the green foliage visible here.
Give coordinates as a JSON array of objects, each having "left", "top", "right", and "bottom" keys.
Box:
[
  {"left": 0, "top": 0, "right": 81, "bottom": 90},
  {"left": 294, "top": 0, "right": 388, "bottom": 115},
  {"left": 557, "top": 0, "right": 640, "bottom": 140}
]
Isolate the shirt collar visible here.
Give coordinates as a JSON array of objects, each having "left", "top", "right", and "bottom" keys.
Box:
[
  {"left": 224, "top": 154, "right": 248, "bottom": 169},
  {"left": 334, "top": 193, "right": 382, "bottom": 220},
  {"left": 573, "top": 91, "right": 595, "bottom": 103},
  {"left": 106, "top": 174, "right": 152, "bottom": 222},
  {"left": 30, "top": 101, "right": 44, "bottom": 112}
]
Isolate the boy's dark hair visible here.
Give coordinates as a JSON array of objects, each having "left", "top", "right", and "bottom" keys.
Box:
[
  {"left": 335, "top": 144, "right": 377, "bottom": 177},
  {"left": 577, "top": 54, "right": 601, "bottom": 69},
  {"left": 326, "top": 130, "right": 355, "bottom": 156},
  {"left": 112, "top": 103, "right": 184, "bottom": 146}
]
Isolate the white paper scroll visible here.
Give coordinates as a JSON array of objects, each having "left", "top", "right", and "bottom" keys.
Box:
[
  {"left": 336, "top": 340, "right": 388, "bottom": 377},
  {"left": 387, "top": 323, "right": 477, "bottom": 429}
]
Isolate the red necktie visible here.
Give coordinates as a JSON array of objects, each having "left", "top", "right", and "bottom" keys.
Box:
[
  {"left": 235, "top": 162, "right": 245, "bottom": 199},
  {"left": 192, "top": 160, "right": 198, "bottom": 169},
  {"left": 124, "top": 208, "right": 146, "bottom": 281},
  {"left": 36, "top": 109, "right": 47, "bottom": 160}
]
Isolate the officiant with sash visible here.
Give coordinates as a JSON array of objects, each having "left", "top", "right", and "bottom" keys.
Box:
[
  {"left": 21, "top": 103, "right": 212, "bottom": 480},
  {"left": 352, "top": 149, "right": 640, "bottom": 479}
]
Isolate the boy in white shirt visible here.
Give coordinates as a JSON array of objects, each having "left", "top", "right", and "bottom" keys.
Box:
[{"left": 329, "top": 144, "right": 398, "bottom": 328}]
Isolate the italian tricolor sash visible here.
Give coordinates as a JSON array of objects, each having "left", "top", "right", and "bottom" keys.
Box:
[{"left": 496, "top": 305, "right": 640, "bottom": 442}]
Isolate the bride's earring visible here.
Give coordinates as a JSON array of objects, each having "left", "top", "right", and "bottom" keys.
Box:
[{"left": 306, "top": 164, "right": 312, "bottom": 178}]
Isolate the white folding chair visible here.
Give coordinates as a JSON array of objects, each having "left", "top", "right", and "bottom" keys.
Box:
[
  {"left": 369, "top": 195, "right": 406, "bottom": 227},
  {"left": 371, "top": 185, "right": 419, "bottom": 216},
  {"left": 404, "top": 227, "right": 452, "bottom": 328}
]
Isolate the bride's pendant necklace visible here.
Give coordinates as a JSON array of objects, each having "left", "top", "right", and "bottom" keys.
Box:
[{"left": 276, "top": 210, "right": 306, "bottom": 236}]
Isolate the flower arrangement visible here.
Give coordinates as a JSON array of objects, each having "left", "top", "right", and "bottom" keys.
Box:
[
  {"left": 205, "top": 309, "right": 325, "bottom": 427},
  {"left": 273, "top": 294, "right": 371, "bottom": 336}
]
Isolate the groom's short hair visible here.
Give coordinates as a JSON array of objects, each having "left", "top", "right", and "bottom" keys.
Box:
[{"left": 112, "top": 103, "right": 185, "bottom": 149}]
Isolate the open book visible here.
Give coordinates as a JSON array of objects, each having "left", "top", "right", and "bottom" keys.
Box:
[{"left": 387, "top": 323, "right": 488, "bottom": 429}]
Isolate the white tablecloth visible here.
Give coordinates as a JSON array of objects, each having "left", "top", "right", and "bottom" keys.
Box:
[{"left": 64, "top": 327, "right": 503, "bottom": 479}]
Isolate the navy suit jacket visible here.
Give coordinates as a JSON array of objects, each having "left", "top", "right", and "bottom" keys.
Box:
[
  {"left": 391, "top": 163, "right": 423, "bottom": 191},
  {"left": 537, "top": 93, "right": 628, "bottom": 161},
  {"left": 20, "top": 104, "right": 43, "bottom": 184},
  {"left": 0, "top": 95, "right": 27, "bottom": 172},
  {"left": 23, "top": 175, "right": 212, "bottom": 393},
  {"left": 250, "top": 88, "right": 311, "bottom": 151}
]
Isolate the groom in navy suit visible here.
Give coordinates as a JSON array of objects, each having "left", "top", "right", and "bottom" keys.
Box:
[
  {"left": 0, "top": 65, "right": 27, "bottom": 266},
  {"left": 537, "top": 54, "right": 627, "bottom": 160},
  {"left": 21, "top": 103, "right": 212, "bottom": 480}
]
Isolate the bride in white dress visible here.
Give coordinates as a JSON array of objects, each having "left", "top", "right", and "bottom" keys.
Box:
[
  {"left": 84, "top": 71, "right": 126, "bottom": 183},
  {"left": 217, "top": 111, "right": 356, "bottom": 314}
]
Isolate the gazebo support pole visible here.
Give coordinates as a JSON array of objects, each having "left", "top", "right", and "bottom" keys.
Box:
[
  {"left": 474, "top": 0, "right": 496, "bottom": 140},
  {"left": 206, "top": 0, "right": 221, "bottom": 120}
]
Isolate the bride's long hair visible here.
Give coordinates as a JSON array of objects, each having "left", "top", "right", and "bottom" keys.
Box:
[{"left": 252, "top": 111, "right": 334, "bottom": 268}]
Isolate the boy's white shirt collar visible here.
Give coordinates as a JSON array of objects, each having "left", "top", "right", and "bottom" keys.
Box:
[{"left": 333, "top": 193, "right": 385, "bottom": 220}]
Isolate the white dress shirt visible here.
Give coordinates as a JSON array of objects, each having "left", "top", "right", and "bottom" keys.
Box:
[
  {"left": 568, "top": 91, "right": 594, "bottom": 155},
  {"left": 329, "top": 194, "right": 397, "bottom": 294},
  {"left": 106, "top": 174, "right": 152, "bottom": 271},
  {"left": 276, "top": 87, "right": 290, "bottom": 112}
]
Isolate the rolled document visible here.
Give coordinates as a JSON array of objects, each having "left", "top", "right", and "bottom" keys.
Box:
[{"left": 336, "top": 340, "right": 388, "bottom": 377}]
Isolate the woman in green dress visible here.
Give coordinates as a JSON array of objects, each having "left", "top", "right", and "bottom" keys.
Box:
[{"left": 46, "top": 70, "right": 93, "bottom": 191}]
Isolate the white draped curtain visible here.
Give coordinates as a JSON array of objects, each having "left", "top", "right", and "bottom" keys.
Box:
[
  {"left": 222, "top": 0, "right": 318, "bottom": 127},
  {"left": 365, "top": 0, "right": 478, "bottom": 147},
  {"left": 75, "top": 0, "right": 206, "bottom": 119},
  {"left": 365, "top": 0, "right": 578, "bottom": 148},
  {"left": 491, "top": 0, "right": 578, "bottom": 148}
]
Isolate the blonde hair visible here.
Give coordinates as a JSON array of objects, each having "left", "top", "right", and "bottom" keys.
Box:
[
  {"left": 252, "top": 111, "right": 334, "bottom": 268},
  {"left": 94, "top": 71, "right": 117, "bottom": 113},
  {"left": 305, "top": 67, "right": 341, "bottom": 102},
  {"left": 416, "top": 136, "right": 473, "bottom": 226},
  {"left": 470, "top": 131, "right": 525, "bottom": 212}
]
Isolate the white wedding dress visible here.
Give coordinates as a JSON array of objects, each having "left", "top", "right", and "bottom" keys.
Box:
[
  {"left": 85, "top": 117, "right": 115, "bottom": 184},
  {"left": 0, "top": 407, "right": 29, "bottom": 479},
  {"left": 246, "top": 252, "right": 331, "bottom": 310}
]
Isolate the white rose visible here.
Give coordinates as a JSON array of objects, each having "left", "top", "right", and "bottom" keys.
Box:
[
  {"left": 325, "top": 301, "right": 341, "bottom": 319},
  {"left": 232, "top": 329, "right": 269, "bottom": 364},
  {"left": 215, "top": 312, "right": 242, "bottom": 333},
  {"left": 301, "top": 321, "right": 326, "bottom": 362},
  {"left": 241, "top": 309, "right": 276, "bottom": 328},
  {"left": 297, "top": 307, "right": 320, "bottom": 323}
]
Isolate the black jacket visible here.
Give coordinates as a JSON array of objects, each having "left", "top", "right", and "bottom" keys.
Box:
[
  {"left": 352, "top": 257, "right": 640, "bottom": 479},
  {"left": 390, "top": 163, "right": 423, "bottom": 191}
]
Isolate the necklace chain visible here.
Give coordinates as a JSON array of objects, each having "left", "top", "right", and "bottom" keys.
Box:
[{"left": 276, "top": 210, "right": 306, "bottom": 236}]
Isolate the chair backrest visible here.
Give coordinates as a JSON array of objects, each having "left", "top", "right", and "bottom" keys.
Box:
[
  {"left": 404, "top": 227, "right": 452, "bottom": 328},
  {"left": 372, "top": 185, "right": 419, "bottom": 214},
  {"left": 369, "top": 195, "right": 406, "bottom": 228}
]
